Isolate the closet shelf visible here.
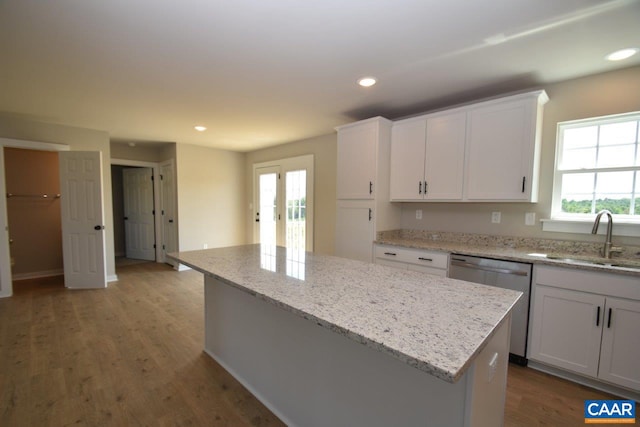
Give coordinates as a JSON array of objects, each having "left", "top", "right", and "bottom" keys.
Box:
[{"left": 6, "top": 193, "right": 61, "bottom": 199}]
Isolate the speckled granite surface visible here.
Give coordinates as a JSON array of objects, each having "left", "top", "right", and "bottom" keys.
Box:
[
  {"left": 169, "top": 245, "right": 521, "bottom": 384},
  {"left": 376, "top": 230, "right": 640, "bottom": 277}
]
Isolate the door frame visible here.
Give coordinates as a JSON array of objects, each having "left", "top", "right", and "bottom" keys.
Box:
[
  {"left": 252, "top": 155, "right": 314, "bottom": 251},
  {"left": 0, "top": 137, "right": 70, "bottom": 298},
  {"left": 110, "top": 159, "right": 163, "bottom": 263}
]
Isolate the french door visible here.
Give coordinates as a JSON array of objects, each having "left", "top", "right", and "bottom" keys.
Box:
[{"left": 254, "top": 155, "right": 313, "bottom": 251}]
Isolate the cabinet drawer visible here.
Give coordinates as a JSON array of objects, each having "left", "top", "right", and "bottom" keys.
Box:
[{"left": 375, "top": 245, "right": 448, "bottom": 269}]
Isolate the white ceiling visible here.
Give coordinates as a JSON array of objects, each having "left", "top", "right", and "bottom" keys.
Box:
[{"left": 1, "top": 0, "right": 639, "bottom": 151}]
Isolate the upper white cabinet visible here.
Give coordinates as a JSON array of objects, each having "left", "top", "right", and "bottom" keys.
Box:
[
  {"left": 336, "top": 118, "right": 382, "bottom": 200},
  {"left": 335, "top": 117, "right": 401, "bottom": 262},
  {"left": 390, "top": 90, "right": 548, "bottom": 202},
  {"left": 465, "top": 93, "right": 547, "bottom": 201},
  {"left": 390, "top": 111, "right": 466, "bottom": 201}
]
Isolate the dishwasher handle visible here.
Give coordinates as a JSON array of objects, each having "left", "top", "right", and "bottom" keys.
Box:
[{"left": 450, "top": 258, "right": 529, "bottom": 277}]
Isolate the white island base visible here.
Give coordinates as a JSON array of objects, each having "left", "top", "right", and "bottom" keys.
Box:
[{"left": 204, "top": 276, "right": 512, "bottom": 427}]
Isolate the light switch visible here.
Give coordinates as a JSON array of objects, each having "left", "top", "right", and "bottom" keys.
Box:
[
  {"left": 416, "top": 209, "right": 423, "bottom": 220},
  {"left": 491, "top": 212, "right": 501, "bottom": 224}
]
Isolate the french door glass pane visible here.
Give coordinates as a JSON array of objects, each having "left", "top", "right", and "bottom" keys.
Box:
[
  {"left": 259, "top": 173, "right": 277, "bottom": 246},
  {"left": 286, "top": 170, "right": 306, "bottom": 249}
]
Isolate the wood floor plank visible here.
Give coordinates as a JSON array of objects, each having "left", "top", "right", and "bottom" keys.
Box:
[{"left": 0, "top": 263, "right": 623, "bottom": 426}]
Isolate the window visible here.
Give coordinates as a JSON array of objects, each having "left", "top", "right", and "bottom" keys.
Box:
[{"left": 552, "top": 112, "right": 640, "bottom": 223}]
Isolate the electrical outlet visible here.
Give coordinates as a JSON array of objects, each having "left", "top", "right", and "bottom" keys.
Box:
[
  {"left": 416, "top": 209, "right": 422, "bottom": 220},
  {"left": 203, "top": 243, "right": 208, "bottom": 249},
  {"left": 491, "top": 211, "right": 501, "bottom": 224},
  {"left": 525, "top": 212, "right": 536, "bottom": 226}
]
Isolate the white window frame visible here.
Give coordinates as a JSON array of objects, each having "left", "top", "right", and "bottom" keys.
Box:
[{"left": 543, "top": 111, "right": 640, "bottom": 237}]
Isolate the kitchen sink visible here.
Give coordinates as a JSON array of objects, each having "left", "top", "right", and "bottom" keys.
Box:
[{"left": 544, "top": 254, "right": 640, "bottom": 270}]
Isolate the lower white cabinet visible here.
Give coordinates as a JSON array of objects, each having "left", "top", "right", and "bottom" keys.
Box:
[
  {"left": 374, "top": 244, "right": 448, "bottom": 277},
  {"left": 598, "top": 297, "right": 640, "bottom": 391},
  {"left": 529, "top": 266, "right": 640, "bottom": 392},
  {"left": 335, "top": 202, "right": 374, "bottom": 262}
]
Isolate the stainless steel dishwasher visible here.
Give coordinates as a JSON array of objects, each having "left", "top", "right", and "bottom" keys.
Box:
[{"left": 448, "top": 254, "right": 532, "bottom": 365}]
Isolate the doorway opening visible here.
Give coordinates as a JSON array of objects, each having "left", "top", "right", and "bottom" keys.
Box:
[
  {"left": 111, "top": 165, "right": 156, "bottom": 269},
  {"left": 253, "top": 155, "right": 314, "bottom": 251},
  {"left": 3, "top": 147, "right": 64, "bottom": 288}
]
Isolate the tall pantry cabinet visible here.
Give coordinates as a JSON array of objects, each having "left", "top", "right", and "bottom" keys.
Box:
[{"left": 335, "top": 117, "right": 401, "bottom": 262}]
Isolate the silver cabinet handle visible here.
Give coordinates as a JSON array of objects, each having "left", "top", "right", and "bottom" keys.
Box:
[
  {"left": 418, "top": 257, "right": 433, "bottom": 262},
  {"left": 383, "top": 252, "right": 397, "bottom": 256}
]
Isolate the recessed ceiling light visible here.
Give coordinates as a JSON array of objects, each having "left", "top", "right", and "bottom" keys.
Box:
[
  {"left": 194, "top": 125, "right": 207, "bottom": 132},
  {"left": 605, "top": 48, "right": 638, "bottom": 61},
  {"left": 357, "top": 77, "right": 377, "bottom": 87}
]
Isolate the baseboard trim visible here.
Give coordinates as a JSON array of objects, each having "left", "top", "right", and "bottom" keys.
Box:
[
  {"left": 527, "top": 360, "right": 640, "bottom": 402},
  {"left": 107, "top": 274, "right": 118, "bottom": 283},
  {"left": 12, "top": 269, "right": 63, "bottom": 281},
  {"left": 178, "top": 264, "right": 191, "bottom": 272}
]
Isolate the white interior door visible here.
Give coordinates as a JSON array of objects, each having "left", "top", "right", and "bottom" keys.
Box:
[
  {"left": 59, "top": 151, "right": 106, "bottom": 289},
  {"left": 123, "top": 167, "right": 155, "bottom": 261},
  {"left": 160, "top": 161, "right": 177, "bottom": 263}
]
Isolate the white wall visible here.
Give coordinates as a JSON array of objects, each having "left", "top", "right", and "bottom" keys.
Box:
[{"left": 175, "top": 143, "right": 246, "bottom": 251}]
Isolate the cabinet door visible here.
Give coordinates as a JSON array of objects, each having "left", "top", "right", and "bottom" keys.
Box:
[
  {"left": 529, "top": 285, "right": 604, "bottom": 377},
  {"left": 337, "top": 123, "right": 377, "bottom": 199},
  {"left": 465, "top": 98, "right": 534, "bottom": 201},
  {"left": 335, "top": 202, "right": 374, "bottom": 262},
  {"left": 599, "top": 297, "right": 640, "bottom": 390},
  {"left": 424, "top": 112, "right": 466, "bottom": 200},
  {"left": 390, "top": 119, "right": 427, "bottom": 201}
]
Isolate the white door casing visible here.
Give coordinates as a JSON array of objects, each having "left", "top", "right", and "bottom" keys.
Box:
[
  {"left": 59, "top": 151, "right": 107, "bottom": 289},
  {"left": 160, "top": 161, "right": 177, "bottom": 264},
  {"left": 123, "top": 167, "right": 155, "bottom": 261}
]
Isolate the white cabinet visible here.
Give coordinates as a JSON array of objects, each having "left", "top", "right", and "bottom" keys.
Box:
[
  {"left": 374, "top": 244, "right": 448, "bottom": 277},
  {"left": 529, "top": 266, "right": 640, "bottom": 392},
  {"left": 599, "top": 297, "right": 640, "bottom": 391},
  {"left": 335, "top": 202, "right": 375, "bottom": 262},
  {"left": 389, "top": 90, "right": 547, "bottom": 203},
  {"left": 335, "top": 118, "right": 401, "bottom": 262},
  {"left": 465, "top": 93, "right": 547, "bottom": 202},
  {"left": 390, "top": 111, "right": 466, "bottom": 201},
  {"left": 529, "top": 285, "right": 604, "bottom": 377},
  {"left": 336, "top": 118, "right": 379, "bottom": 200}
]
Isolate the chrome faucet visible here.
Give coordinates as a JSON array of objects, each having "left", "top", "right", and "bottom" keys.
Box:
[{"left": 591, "top": 209, "right": 622, "bottom": 259}]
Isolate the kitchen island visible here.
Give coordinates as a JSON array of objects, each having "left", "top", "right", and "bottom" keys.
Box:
[{"left": 170, "top": 245, "right": 521, "bottom": 427}]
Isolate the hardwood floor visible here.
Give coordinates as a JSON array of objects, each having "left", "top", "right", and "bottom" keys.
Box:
[{"left": 0, "top": 263, "right": 619, "bottom": 426}]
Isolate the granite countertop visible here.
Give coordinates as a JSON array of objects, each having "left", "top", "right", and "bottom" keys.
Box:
[
  {"left": 169, "top": 245, "right": 521, "bottom": 384},
  {"left": 376, "top": 230, "right": 640, "bottom": 277}
]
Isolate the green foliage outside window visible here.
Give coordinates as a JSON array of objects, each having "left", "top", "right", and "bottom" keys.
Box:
[{"left": 562, "top": 198, "right": 639, "bottom": 215}]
